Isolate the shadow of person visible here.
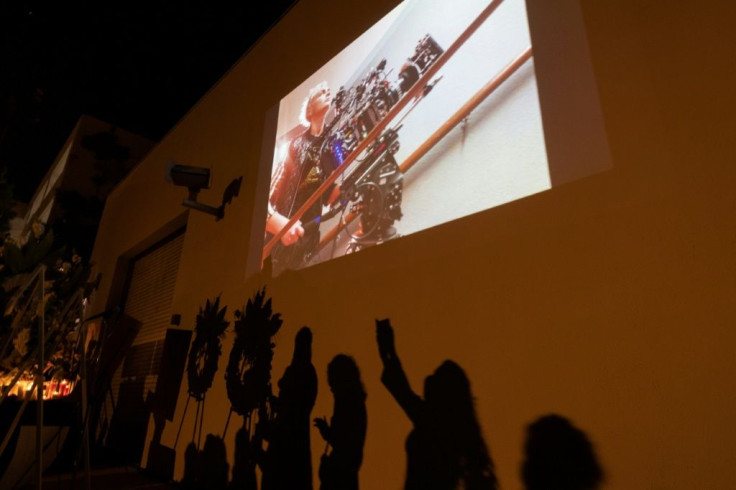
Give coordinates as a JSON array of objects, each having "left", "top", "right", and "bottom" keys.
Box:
[
  {"left": 180, "top": 435, "right": 229, "bottom": 490},
  {"left": 181, "top": 442, "right": 200, "bottom": 490},
  {"left": 314, "top": 354, "right": 367, "bottom": 490},
  {"left": 106, "top": 377, "right": 148, "bottom": 465},
  {"left": 376, "top": 319, "right": 497, "bottom": 490},
  {"left": 230, "top": 427, "right": 258, "bottom": 490},
  {"left": 521, "top": 414, "right": 604, "bottom": 490},
  {"left": 201, "top": 434, "right": 229, "bottom": 490},
  {"left": 262, "top": 326, "right": 318, "bottom": 490}
]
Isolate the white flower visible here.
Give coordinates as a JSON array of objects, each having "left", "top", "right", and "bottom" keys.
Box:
[
  {"left": 13, "top": 328, "right": 31, "bottom": 357},
  {"left": 31, "top": 221, "right": 45, "bottom": 238}
]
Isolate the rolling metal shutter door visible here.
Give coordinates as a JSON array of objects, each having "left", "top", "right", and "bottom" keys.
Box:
[
  {"left": 105, "top": 231, "right": 184, "bottom": 462},
  {"left": 121, "top": 231, "right": 184, "bottom": 394},
  {"left": 125, "top": 232, "right": 184, "bottom": 347}
]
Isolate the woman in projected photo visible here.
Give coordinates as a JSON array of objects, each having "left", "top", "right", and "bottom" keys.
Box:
[
  {"left": 266, "top": 82, "right": 338, "bottom": 273},
  {"left": 376, "top": 319, "right": 498, "bottom": 490}
]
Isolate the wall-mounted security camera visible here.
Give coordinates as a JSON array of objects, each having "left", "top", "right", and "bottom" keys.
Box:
[
  {"left": 166, "top": 161, "right": 242, "bottom": 221},
  {"left": 166, "top": 163, "right": 211, "bottom": 193}
]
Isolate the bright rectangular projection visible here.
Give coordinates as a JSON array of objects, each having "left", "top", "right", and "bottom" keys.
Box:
[{"left": 258, "top": 0, "right": 609, "bottom": 276}]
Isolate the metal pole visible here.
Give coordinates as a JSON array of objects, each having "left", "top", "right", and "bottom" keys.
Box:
[
  {"left": 193, "top": 400, "right": 200, "bottom": 447},
  {"left": 198, "top": 395, "right": 205, "bottom": 449},
  {"left": 173, "top": 395, "right": 191, "bottom": 450},
  {"left": 79, "top": 304, "right": 92, "bottom": 490},
  {"left": 0, "top": 379, "right": 37, "bottom": 455},
  {"left": 36, "top": 266, "right": 45, "bottom": 490}
]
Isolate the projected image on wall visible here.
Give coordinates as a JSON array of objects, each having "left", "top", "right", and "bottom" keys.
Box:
[{"left": 262, "top": 0, "right": 597, "bottom": 275}]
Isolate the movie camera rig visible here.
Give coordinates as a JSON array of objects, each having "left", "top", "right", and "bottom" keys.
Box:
[
  {"left": 318, "top": 34, "right": 445, "bottom": 254},
  {"left": 261, "top": 0, "right": 512, "bottom": 273}
]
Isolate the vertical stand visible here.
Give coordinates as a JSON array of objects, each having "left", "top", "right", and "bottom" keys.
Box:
[
  {"left": 79, "top": 310, "right": 92, "bottom": 490},
  {"left": 35, "top": 266, "right": 45, "bottom": 490}
]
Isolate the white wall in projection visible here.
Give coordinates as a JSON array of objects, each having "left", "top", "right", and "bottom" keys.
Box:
[{"left": 263, "top": 0, "right": 572, "bottom": 275}]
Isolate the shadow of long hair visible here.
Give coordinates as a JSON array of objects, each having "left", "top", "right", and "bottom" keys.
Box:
[
  {"left": 521, "top": 414, "right": 603, "bottom": 490},
  {"left": 262, "top": 326, "right": 318, "bottom": 490},
  {"left": 425, "top": 360, "right": 497, "bottom": 490},
  {"left": 377, "top": 319, "right": 496, "bottom": 490},
  {"left": 316, "top": 354, "right": 367, "bottom": 490}
]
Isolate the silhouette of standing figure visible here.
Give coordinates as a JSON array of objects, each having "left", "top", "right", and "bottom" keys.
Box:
[
  {"left": 201, "top": 434, "right": 229, "bottom": 490},
  {"left": 521, "top": 414, "right": 603, "bottom": 490},
  {"left": 262, "top": 327, "right": 319, "bottom": 490},
  {"left": 376, "top": 319, "right": 497, "bottom": 490},
  {"left": 314, "top": 354, "right": 367, "bottom": 490}
]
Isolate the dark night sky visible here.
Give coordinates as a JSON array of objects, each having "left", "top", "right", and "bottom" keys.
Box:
[{"left": 0, "top": 2, "right": 295, "bottom": 202}]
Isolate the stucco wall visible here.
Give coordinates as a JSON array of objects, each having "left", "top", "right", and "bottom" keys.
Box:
[{"left": 88, "top": 0, "right": 736, "bottom": 488}]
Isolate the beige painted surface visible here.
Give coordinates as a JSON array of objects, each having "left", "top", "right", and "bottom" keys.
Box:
[{"left": 88, "top": 0, "right": 736, "bottom": 488}]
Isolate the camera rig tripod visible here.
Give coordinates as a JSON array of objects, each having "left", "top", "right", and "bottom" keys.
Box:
[{"left": 321, "top": 34, "right": 444, "bottom": 254}]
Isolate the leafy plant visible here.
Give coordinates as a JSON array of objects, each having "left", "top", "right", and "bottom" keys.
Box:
[
  {"left": 225, "top": 287, "right": 282, "bottom": 416},
  {"left": 187, "top": 296, "right": 229, "bottom": 400}
]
